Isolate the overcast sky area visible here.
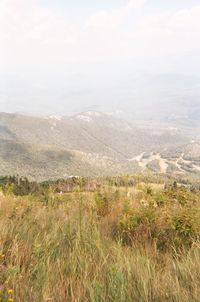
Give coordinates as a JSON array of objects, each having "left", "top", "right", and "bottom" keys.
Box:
[{"left": 1, "top": 0, "right": 200, "bottom": 117}]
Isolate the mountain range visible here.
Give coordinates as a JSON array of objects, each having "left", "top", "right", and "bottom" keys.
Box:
[
  {"left": 1, "top": 73, "right": 200, "bottom": 126},
  {"left": 1, "top": 111, "right": 200, "bottom": 180}
]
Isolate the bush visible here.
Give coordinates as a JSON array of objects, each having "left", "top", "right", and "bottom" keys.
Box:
[
  {"left": 170, "top": 209, "right": 200, "bottom": 248},
  {"left": 94, "top": 192, "right": 110, "bottom": 217},
  {"left": 114, "top": 207, "right": 157, "bottom": 245}
]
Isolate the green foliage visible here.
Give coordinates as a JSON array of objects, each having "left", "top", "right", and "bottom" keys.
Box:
[
  {"left": 152, "top": 191, "right": 166, "bottom": 207},
  {"left": 170, "top": 209, "right": 200, "bottom": 247},
  {"left": 0, "top": 175, "right": 50, "bottom": 197},
  {"left": 94, "top": 192, "right": 110, "bottom": 217},
  {"left": 146, "top": 185, "right": 153, "bottom": 195},
  {"left": 115, "top": 207, "right": 157, "bottom": 245}
]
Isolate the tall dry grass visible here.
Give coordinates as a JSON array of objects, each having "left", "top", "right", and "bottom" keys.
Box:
[{"left": 0, "top": 185, "right": 199, "bottom": 301}]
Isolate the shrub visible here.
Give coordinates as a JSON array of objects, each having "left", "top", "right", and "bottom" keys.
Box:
[
  {"left": 170, "top": 209, "right": 200, "bottom": 248},
  {"left": 94, "top": 192, "right": 110, "bottom": 217},
  {"left": 114, "top": 207, "right": 157, "bottom": 245}
]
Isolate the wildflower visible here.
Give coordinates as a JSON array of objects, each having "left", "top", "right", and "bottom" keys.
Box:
[{"left": 8, "top": 289, "right": 13, "bottom": 295}]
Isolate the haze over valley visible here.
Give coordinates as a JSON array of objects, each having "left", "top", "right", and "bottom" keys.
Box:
[{"left": 1, "top": 110, "right": 200, "bottom": 180}]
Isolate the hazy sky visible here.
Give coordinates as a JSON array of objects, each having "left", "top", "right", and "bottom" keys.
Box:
[{"left": 1, "top": 0, "right": 200, "bottom": 115}]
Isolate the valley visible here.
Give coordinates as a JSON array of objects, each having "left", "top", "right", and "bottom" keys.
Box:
[{"left": 0, "top": 111, "right": 200, "bottom": 180}]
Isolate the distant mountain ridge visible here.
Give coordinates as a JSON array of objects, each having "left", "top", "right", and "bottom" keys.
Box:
[
  {"left": 0, "top": 111, "right": 200, "bottom": 180},
  {"left": 1, "top": 73, "right": 200, "bottom": 126}
]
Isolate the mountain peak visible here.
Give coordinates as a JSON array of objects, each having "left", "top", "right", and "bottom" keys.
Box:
[
  {"left": 45, "top": 115, "right": 63, "bottom": 121},
  {"left": 74, "top": 111, "right": 103, "bottom": 122}
]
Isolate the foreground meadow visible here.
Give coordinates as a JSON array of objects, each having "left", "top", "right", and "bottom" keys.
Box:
[{"left": 0, "top": 176, "right": 200, "bottom": 301}]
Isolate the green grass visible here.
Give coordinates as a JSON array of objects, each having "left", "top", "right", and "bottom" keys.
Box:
[{"left": 0, "top": 181, "right": 200, "bottom": 301}]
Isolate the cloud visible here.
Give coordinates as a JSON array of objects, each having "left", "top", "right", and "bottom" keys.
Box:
[
  {"left": 129, "top": 0, "right": 146, "bottom": 9},
  {"left": 0, "top": 0, "right": 79, "bottom": 68},
  {"left": 130, "top": 6, "right": 200, "bottom": 56},
  {"left": 0, "top": 0, "right": 200, "bottom": 72},
  {"left": 86, "top": 0, "right": 146, "bottom": 30}
]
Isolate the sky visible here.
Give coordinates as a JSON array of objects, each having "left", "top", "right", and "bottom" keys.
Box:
[{"left": 0, "top": 0, "right": 200, "bottom": 115}]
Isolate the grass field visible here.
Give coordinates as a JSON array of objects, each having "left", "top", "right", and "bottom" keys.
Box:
[{"left": 0, "top": 178, "right": 200, "bottom": 301}]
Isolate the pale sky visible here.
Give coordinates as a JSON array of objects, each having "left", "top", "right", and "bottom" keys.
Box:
[{"left": 0, "top": 0, "right": 200, "bottom": 116}]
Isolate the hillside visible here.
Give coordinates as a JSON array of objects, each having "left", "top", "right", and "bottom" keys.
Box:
[
  {"left": 0, "top": 139, "right": 105, "bottom": 180},
  {"left": 0, "top": 111, "right": 199, "bottom": 180}
]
